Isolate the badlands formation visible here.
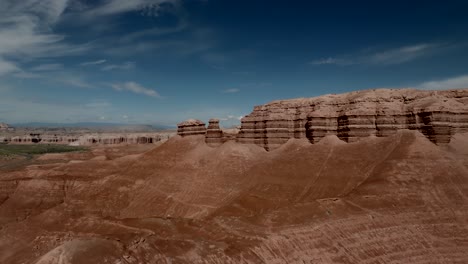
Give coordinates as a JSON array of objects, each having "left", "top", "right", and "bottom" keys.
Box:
[
  {"left": 0, "top": 88, "right": 468, "bottom": 263},
  {"left": 0, "top": 132, "right": 174, "bottom": 146},
  {"left": 179, "top": 88, "right": 468, "bottom": 150}
]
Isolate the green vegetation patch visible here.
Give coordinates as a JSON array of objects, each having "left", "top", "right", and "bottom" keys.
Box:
[{"left": 0, "top": 144, "right": 88, "bottom": 157}]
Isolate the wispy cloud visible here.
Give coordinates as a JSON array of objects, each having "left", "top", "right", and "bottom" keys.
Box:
[
  {"left": 309, "top": 57, "right": 350, "bottom": 66},
  {"left": 219, "top": 115, "right": 243, "bottom": 121},
  {"left": 0, "top": 59, "right": 20, "bottom": 76},
  {"left": 111, "top": 82, "right": 161, "bottom": 98},
  {"left": 102, "top": 61, "right": 136, "bottom": 71},
  {"left": 368, "top": 44, "right": 438, "bottom": 65},
  {"left": 104, "top": 28, "right": 215, "bottom": 57},
  {"left": 417, "top": 74, "right": 468, "bottom": 90},
  {"left": 59, "top": 76, "right": 94, "bottom": 88},
  {"left": 120, "top": 21, "right": 188, "bottom": 43},
  {"left": 82, "top": 0, "right": 179, "bottom": 18},
  {"left": 0, "top": 0, "right": 89, "bottom": 78},
  {"left": 80, "top": 59, "right": 107, "bottom": 66},
  {"left": 32, "top": 63, "right": 63, "bottom": 71},
  {"left": 310, "top": 43, "right": 442, "bottom": 66},
  {"left": 222, "top": 88, "right": 240, "bottom": 94}
]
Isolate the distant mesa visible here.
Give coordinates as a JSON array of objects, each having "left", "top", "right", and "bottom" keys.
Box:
[
  {"left": 0, "top": 122, "right": 175, "bottom": 146},
  {"left": 178, "top": 88, "right": 468, "bottom": 150},
  {"left": 0, "top": 133, "right": 174, "bottom": 145},
  {"left": 0, "top": 122, "right": 14, "bottom": 131}
]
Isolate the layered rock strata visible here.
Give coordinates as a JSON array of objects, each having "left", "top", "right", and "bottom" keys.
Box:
[
  {"left": 205, "top": 119, "right": 223, "bottom": 146},
  {"left": 237, "top": 88, "right": 468, "bottom": 150},
  {"left": 0, "top": 123, "right": 14, "bottom": 131},
  {"left": 177, "top": 119, "right": 206, "bottom": 137},
  {"left": 0, "top": 133, "right": 174, "bottom": 146},
  {"left": 77, "top": 133, "right": 173, "bottom": 145}
]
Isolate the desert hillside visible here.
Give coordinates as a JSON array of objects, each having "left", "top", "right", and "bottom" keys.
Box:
[{"left": 0, "top": 123, "right": 467, "bottom": 263}]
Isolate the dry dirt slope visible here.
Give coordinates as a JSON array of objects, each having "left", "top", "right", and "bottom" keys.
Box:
[{"left": 0, "top": 130, "right": 467, "bottom": 263}]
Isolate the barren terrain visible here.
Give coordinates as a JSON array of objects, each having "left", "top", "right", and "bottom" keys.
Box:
[{"left": 0, "top": 129, "right": 467, "bottom": 263}]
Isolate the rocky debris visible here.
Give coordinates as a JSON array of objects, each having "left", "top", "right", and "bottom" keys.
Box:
[
  {"left": 236, "top": 88, "right": 468, "bottom": 150},
  {"left": 205, "top": 119, "right": 223, "bottom": 146},
  {"left": 177, "top": 119, "right": 207, "bottom": 137}
]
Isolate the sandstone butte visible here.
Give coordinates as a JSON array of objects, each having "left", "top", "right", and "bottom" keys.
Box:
[
  {"left": 0, "top": 88, "right": 467, "bottom": 263},
  {"left": 178, "top": 88, "right": 468, "bottom": 150}
]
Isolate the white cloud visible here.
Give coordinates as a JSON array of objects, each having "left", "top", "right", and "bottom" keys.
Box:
[
  {"left": 368, "top": 44, "right": 437, "bottom": 65},
  {"left": 111, "top": 82, "right": 161, "bottom": 98},
  {"left": 102, "top": 61, "right": 135, "bottom": 71},
  {"left": 417, "top": 74, "right": 468, "bottom": 90},
  {"left": 222, "top": 88, "right": 240, "bottom": 93},
  {"left": 228, "top": 115, "right": 243, "bottom": 120},
  {"left": 0, "top": 0, "right": 89, "bottom": 78},
  {"left": 120, "top": 21, "right": 188, "bottom": 43},
  {"left": 83, "top": 0, "right": 179, "bottom": 18},
  {"left": 32, "top": 63, "right": 63, "bottom": 71},
  {"left": 80, "top": 59, "right": 107, "bottom": 66},
  {"left": 310, "top": 43, "right": 441, "bottom": 66}
]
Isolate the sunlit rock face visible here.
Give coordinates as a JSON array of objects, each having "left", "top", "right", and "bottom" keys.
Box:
[
  {"left": 237, "top": 88, "right": 468, "bottom": 150},
  {"left": 177, "top": 119, "right": 207, "bottom": 137}
]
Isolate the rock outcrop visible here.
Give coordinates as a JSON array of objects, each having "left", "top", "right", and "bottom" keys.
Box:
[
  {"left": 237, "top": 88, "right": 468, "bottom": 150},
  {"left": 205, "top": 119, "right": 223, "bottom": 146},
  {"left": 0, "top": 132, "right": 174, "bottom": 145},
  {"left": 0, "top": 123, "right": 14, "bottom": 131},
  {"left": 77, "top": 133, "right": 173, "bottom": 145},
  {"left": 177, "top": 119, "right": 206, "bottom": 137}
]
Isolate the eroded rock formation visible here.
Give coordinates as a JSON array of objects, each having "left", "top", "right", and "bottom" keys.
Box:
[
  {"left": 0, "top": 123, "right": 14, "bottom": 131},
  {"left": 0, "top": 133, "right": 174, "bottom": 145},
  {"left": 237, "top": 88, "right": 468, "bottom": 150},
  {"left": 78, "top": 133, "right": 173, "bottom": 145},
  {"left": 205, "top": 119, "right": 223, "bottom": 146},
  {"left": 177, "top": 119, "right": 206, "bottom": 137},
  {"left": 2, "top": 130, "right": 468, "bottom": 263}
]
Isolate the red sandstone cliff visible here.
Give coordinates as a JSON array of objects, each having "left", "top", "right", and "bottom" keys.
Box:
[{"left": 237, "top": 88, "right": 468, "bottom": 150}]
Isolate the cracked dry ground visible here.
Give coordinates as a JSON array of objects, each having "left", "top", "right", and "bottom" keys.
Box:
[{"left": 0, "top": 130, "right": 467, "bottom": 263}]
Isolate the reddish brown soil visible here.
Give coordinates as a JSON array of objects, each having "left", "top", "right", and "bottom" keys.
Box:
[{"left": 0, "top": 131, "right": 467, "bottom": 263}]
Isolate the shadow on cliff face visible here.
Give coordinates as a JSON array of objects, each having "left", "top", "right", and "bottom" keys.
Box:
[{"left": 0, "top": 130, "right": 468, "bottom": 263}]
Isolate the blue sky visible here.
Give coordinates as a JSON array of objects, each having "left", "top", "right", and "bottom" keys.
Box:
[{"left": 1, "top": 0, "right": 468, "bottom": 126}]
